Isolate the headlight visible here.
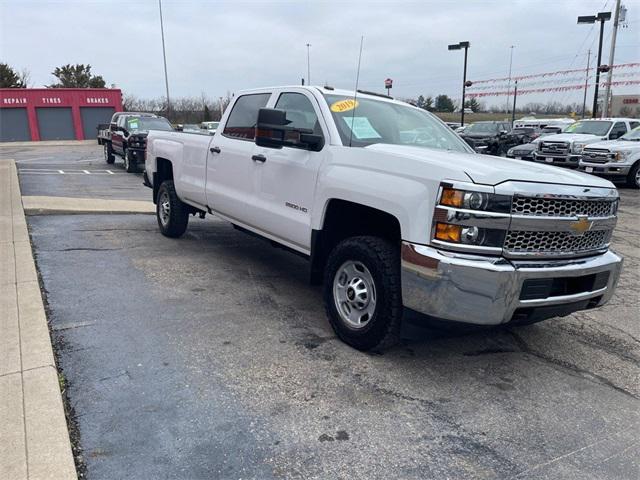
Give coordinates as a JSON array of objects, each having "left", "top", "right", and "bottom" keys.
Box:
[
  {"left": 440, "top": 187, "right": 510, "bottom": 212},
  {"left": 573, "top": 142, "right": 587, "bottom": 153},
  {"left": 434, "top": 223, "right": 506, "bottom": 247},
  {"left": 614, "top": 151, "right": 631, "bottom": 162}
]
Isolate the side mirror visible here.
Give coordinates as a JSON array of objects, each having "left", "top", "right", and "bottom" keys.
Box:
[
  {"left": 255, "top": 108, "right": 324, "bottom": 152},
  {"left": 500, "top": 130, "right": 508, "bottom": 136}
]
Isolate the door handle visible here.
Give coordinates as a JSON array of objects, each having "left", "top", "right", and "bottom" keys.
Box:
[
  {"left": 252, "top": 154, "right": 267, "bottom": 163},
  {"left": 209, "top": 146, "right": 221, "bottom": 154}
]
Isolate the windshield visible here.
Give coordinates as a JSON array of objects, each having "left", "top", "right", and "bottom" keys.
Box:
[
  {"left": 620, "top": 126, "right": 640, "bottom": 141},
  {"left": 127, "top": 117, "right": 173, "bottom": 132},
  {"left": 323, "top": 94, "right": 472, "bottom": 153},
  {"left": 564, "top": 120, "right": 611, "bottom": 136},
  {"left": 464, "top": 123, "right": 500, "bottom": 134}
]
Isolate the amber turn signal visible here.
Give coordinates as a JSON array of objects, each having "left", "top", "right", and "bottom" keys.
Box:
[
  {"left": 440, "top": 188, "right": 464, "bottom": 207},
  {"left": 435, "top": 223, "right": 461, "bottom": 242}
]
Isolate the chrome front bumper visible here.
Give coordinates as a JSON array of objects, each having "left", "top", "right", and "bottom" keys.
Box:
[
  {"left": 401, "top": 242, "right": 623, "bottom": 325},
  {"left": 533, "top": 152, "right": 581, "bottom": 167},
  {"left": 579, "top": 161, "right": 631, "bottom": 177}
]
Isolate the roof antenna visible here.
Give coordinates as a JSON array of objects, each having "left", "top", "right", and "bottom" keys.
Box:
[{"left": 348, "top": 35, "right": 364, "bottom": 147}]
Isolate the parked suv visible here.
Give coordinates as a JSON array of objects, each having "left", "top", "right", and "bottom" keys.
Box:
[
  {"left": 103, "top": 113, "right": 173, "bottom": 172},
  {"left": 533, "top": 118, "right": 639, "bottom": 169},
  {"left": 459, "top": 121, "right": 516, "bottom": 155},
  {"left": 579, "top": 126, "right": 640, "bottom": 188}
]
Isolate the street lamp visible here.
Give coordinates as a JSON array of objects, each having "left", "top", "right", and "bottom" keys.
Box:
[
  {"left": 577, "top": 11, "right": 611, "bottom": 118},
  {"left": 448, "top": 41, "right": 470, "bottom": 126}
]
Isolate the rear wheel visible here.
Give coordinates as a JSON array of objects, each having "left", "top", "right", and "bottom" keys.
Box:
[
  {"left": 323, "top": 236, "right": 402, "bottom": 351},
  {"left": 156, "top": 180, "right": 189, "bottom": 238},
  {"left": 104, "top": 143, "right": 115, "bottom": 164},
  {"left": 626, "top": 162, "right": 640, "bottom": 189}
]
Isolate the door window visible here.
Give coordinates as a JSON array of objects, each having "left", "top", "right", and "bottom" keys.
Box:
[
  {"left": 275, "top": 93, "right": 322, "bottom": 132},
  {"left": 222, "top": 93, "right": 271, "bottom": 140},
  {"left": 609, "top": 122, "right": 627, "bottom": 139}
]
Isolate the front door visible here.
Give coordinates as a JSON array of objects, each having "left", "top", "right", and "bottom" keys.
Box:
[
  {"left": 205, "top": 92, "right": 272, "bottom": 224},
  {"left": 251, "top": 90, "right": 327, "bottom": 252}
]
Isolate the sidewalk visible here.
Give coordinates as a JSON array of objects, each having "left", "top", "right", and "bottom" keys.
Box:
[{"left": 0, "top": 160, "right": 77, "bottom": 480}]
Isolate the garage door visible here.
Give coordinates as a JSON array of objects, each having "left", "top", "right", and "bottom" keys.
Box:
[
  {"left": 36, "top": 107, "right": 75, "bottom": 140},
  {"left": 0, "top": 108, "right": 31, "bottom": 142},
  {"left": 80, "top": 107, "right": 115, "bottom": 140}
]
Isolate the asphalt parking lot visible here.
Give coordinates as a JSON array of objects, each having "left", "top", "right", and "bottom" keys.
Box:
[{"left": 5, "top": 143, "right": 640, "bottom": 479}]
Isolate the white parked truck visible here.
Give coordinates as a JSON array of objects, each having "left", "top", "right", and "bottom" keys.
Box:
[
  {"left": 532, "top": 118, "right": 639, "bottom": 169},
  {"left": 144, "top": 86, "right": 623, "bottom": 351},
  {"left": 579, "top": 126, "right": 640, "bottom": 188}
]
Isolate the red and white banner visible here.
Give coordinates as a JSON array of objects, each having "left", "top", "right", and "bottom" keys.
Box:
[
  {"left": 466, "top": 80, "right": 640, "bottom": 98},
  {"left": 470, "top": 62, "right": 640, "bottom": 85}
]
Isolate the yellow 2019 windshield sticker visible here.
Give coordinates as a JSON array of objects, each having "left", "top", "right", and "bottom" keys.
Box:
[{"left": 330, "top": 99, "right": 359, "bottom": 113}]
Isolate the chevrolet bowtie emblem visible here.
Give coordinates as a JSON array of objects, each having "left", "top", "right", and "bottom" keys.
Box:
[{"left": 570, "top": 216, "right": 593, "bottom": 235}]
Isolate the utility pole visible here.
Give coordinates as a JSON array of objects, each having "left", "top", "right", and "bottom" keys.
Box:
[
  {"left": 506, "top": 45, "right": 514, "bottom": 114},
  {"left": 448, "top": 41, "right": 470, "bottom": 126},
  {"left": 511, "top": 80, "right": 518, "bottom": 125},
  {"left": 603, "top": 0, "right": 622, "bottom": 117},
  {"left": 158, "top": 0, "right": 171, "bottom": 117},
  {"left": 306, "top": 43, "right": 311, "bottom": 86},
  {"left": 582, "top": 50, "right": 591, "bottom": 119},
  {"left": 218, "top": 96, "right": 223, "bottom": 119}
]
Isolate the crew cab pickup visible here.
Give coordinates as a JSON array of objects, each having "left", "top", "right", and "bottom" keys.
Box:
[
  {"left": 533, "top": 118, "right": 639, "bottom": 169},
  {"left": 102, "top": 112, "right": 173, "bottom": 173},
  {"left": 145, "top": 86, "right": 623, "bottom": 351},
  {"left": 579, "top": 126, "right": 640, "bottom": 188}
]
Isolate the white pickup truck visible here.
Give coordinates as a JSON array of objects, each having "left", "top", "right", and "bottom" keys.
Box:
[
  {"left": 533, "top": 118, "right": 639, "bottom": 169},
  {"left": 145, "top": 86, "right": 623, "bottom": 351},
  {"left": 579, "top": 126, "right": 640, "bottom": 188}
]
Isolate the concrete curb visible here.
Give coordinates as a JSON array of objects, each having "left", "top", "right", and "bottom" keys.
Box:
[
  {"left": 0, "top": 140, "right": 96, "bottom": 148},
  {"left": 22, "top": 196, "right": 155, "bottom": 216},
  {"left": 0, "top": 160, "right": 77, "bottom": 480}
]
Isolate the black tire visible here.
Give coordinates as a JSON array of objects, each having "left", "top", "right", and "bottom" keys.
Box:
[
  {"left": 124, "top": 149, "right": 137, "bottom": 173},
  {"left": 626, "top": 162, "right": 640, "bottom": 189},
  {"left": 156, "top": 180, "right": 189, "bottom": 238},
  {"left": 323, "top": 236, "right": 402, "bottom": 351},
  {"left": 104, "top": 143, "right": 115, "bottom": 164}
]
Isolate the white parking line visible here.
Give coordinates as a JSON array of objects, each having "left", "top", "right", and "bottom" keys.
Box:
[{"left": 19, "top": 169, "right": 126, "bottom": 175}]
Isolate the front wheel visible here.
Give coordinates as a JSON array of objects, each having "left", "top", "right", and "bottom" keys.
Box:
[
  {"left": 156, "top": 180, "right": 189, "bottom": 238},
  {"left": 626, "top": 162, "right": 640, "bottom": 189},
  {"left": 124, "top": 149, "right": 137, "bottom": 173},
  {"left": 323, "top": 236, "right": 402, "bottom": 351},
  {"left": 104, "top": 143, "right": 115, "bottom": 164}
]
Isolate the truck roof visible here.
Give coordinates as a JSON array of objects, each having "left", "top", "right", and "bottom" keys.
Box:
[{"left": 234, "top": 85, "right": 402, "bottom": 105}]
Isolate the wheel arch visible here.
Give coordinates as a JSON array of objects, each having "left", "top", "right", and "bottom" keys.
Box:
[
  {"left": 310, "top": 199, "right": 402, "bottom": 284},
  {"left": 152, "top": 157, "right": 174, "bottom": 203}
]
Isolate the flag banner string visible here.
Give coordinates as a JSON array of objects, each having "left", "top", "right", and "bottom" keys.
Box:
[
  {"left": 466, "top": 80, "right": 640, "bottom": 98},
  {"left": 470, "top": 62, "right": 640, "bottom": 85},
  {"left": 467, "top": 71, "right": 640, "bottom": 90}
]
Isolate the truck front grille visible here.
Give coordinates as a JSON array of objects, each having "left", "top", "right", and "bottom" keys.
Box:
[
  {"left": 512, "top": 196, "right": 617, "bottom": 217},
  {"left": 582, "top": 149, "right": 612, "bottom": 164},
  {"left": 540, "top": 141, "right": 569, "bottom": 156},
  {"left": 504, "top": 229, "right": 611, "bottom": 255}
]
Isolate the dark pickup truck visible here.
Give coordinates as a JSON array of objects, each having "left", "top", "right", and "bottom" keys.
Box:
[
  {"left": 101, "top": 112, "right": 173, "bottom": 173},
  {"left": 459, "top": 121, "right": 518, "bottom": 156}
]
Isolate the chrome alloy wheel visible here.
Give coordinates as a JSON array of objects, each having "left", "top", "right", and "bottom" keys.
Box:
[
  {"left": 158, "top": 190, "right": 171, "bottom": 227},
  {"left": 635, "top": 168, "right": 640, "bottom": 188},
  {"left": 333, "top": 260, "right": 377, "bottom": 329}
]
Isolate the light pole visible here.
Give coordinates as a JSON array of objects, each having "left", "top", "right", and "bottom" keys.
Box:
[
  {"left": 581, "top": 49, "right": 591, "bottom": 118},
  {"left": 448, "top": 41, "right": 470, "bottom": 126},
  {"left": 306, "top": 43, "right": 311, "bottom": 86},
  {"left": 506, "top": 45, "right": 514, "bottom": 114},
  {"left": 578, "top": 11, "right": 611, "bottom": 118},
  {"left": 158, "top": 0, "right": 171, "bottom": 117}
]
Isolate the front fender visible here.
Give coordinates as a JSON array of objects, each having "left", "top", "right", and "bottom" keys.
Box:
[{"left": 312, "top": 165, "right": 437, "bottom": 244}]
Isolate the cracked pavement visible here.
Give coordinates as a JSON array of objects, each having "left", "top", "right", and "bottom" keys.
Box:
[{"left": 7, "top": 144, "right": 640, "bottom": 479}]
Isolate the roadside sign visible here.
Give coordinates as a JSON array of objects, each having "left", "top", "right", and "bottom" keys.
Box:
[{"left": 384, "top": 78, "right": 393, "bottom": 89}]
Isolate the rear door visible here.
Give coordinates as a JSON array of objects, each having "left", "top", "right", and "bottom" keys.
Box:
[
  {"left": 250, "top": 89, "right": 328, "bottom": 252},
  {"left": 205, "top": 92, "right": 272, "bottom": 223}
]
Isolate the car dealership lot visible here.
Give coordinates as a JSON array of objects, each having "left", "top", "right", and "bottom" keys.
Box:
[{"left": 5, "top": 144, "right": 640, "bottom": 479}]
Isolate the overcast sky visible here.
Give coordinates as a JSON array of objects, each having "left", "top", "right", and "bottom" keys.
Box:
[{"left": 1, "top": 0, "right": 638, "bottom": 107}]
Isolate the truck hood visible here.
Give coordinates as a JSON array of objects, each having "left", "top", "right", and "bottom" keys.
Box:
[
  {"left": 540, "top": 133, "right": 606, "bottom": 144},
  {"left": 365, "top": 144, "right": 614, "bottom": 188},
  {"left": 584, "top": 139, "right": 640, "bottom": 152}
]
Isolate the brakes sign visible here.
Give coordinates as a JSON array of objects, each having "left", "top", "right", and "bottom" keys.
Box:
[{"left": 330, "top": 99, "right": 359, "bottom": 113}]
